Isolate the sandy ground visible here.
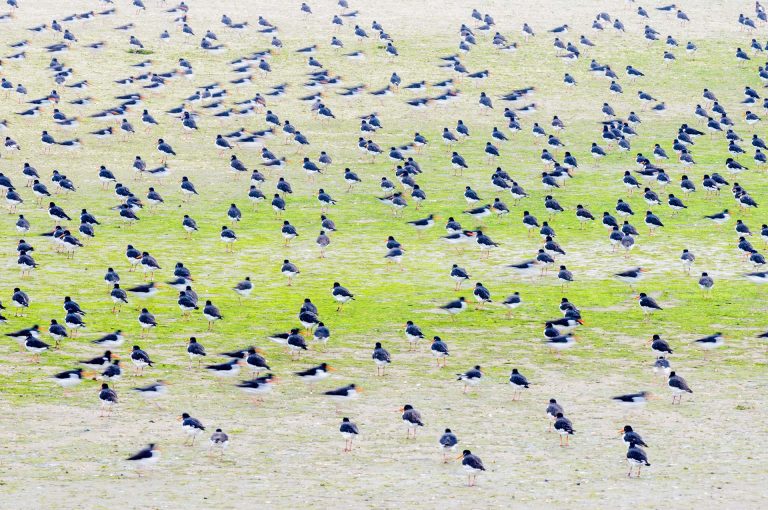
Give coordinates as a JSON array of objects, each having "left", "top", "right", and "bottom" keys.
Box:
[
  {"left": 2, "top": 360, "right": 767, "bottom": 509},
  {"left": 0, "top": 0, "right": 767, "bottom": 509}
]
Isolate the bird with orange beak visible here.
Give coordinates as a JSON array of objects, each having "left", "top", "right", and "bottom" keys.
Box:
[
  {"left": 637, "top": 292, "right": 662, "bottom": 318},
  {"left": 52, "top": 367, "right": 94, "bottom": 395},
  {"left": 456, "top": 450, "right": 485, "bottom": 486},
  {"left": 237, "top": 373, "right": 279, "bottom": 404}
]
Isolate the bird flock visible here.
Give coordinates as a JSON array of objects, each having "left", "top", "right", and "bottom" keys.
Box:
[{"left": 0, "top": 0, "right": 766, "bottom": 495}]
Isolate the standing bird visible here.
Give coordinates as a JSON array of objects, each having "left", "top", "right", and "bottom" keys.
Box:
[
  {"left": 626, "top": 442, "right": 651, "bottom": 478},
  {"left": 457, "top": 450, "right": 486, "bottom": 487},
  {"left": 209, "top": 429, "right": 229, "bottom": 456},
  {"left": 668, "top": 371, "right": 693, "bottom": 404},
  {"left": 508, "top": 368, "right": 529, "bottom": 400},
  {"left": 179, "top": 412, "right": 206, "bottom": 445},
  {"left": 372, "top": 342, "right": 391, "bottom": 375},
  {"left": 340, "top": 417, "right": 359, "bottom": 452},
  {"left": 401, "top": 404, "right": 424, "bottom": 438},
  {"left": 553, "top": 413, "right": 574, "bottom": 446},
  {"left": 698, "top": 272, "right": 714, "bottom": 297},
  {"left": 546, "top": 398, "right": 564, "bottom": 431},
  {"left": 404, "top": 320, "right": 424, "bottom": 350},
  {"left": 130, "top": 344, "right": 153, "bottom": 375},
  {"left": 431, "top": 336, "right": 450, "bottom": 367},
  {"left": 457, "top": 365, "right": 483, "bottom": 393},
  {"left": 186, "top": 337, "right": 206, "bottom": 367},
  {"left": 439, "top": 428, "right": 458, "bottom": 463},
  {"left": 203, "top": 300, "right": 223, "bottom": 330},
  {"left": 637, "top": 293, "right": 662, "bottom": 317},
  {"left": 98, "top": 383, "right": 118, "bottom": 417},
  {"left": 620, "top": 425, "right": 648, "bottom": 448},
  {"left": 331, "top": 282, "right": 354, "bottom": 311}
]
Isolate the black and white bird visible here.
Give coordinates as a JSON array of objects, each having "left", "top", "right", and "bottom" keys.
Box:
[
  {"left": 179, "top": 412, "right": 206, "bottom": 445},
  {"left": 457, "top": 450, "right": 486, "bottom": 487},
  {"left": 127, "top": 444, "right": 160, "bottom": 473},
  {"left": 331, "top": 282, "right": 355, "bottom": 311},
  {"left": 508, "top": 368, "right": 529, "bottom": 400},
  {"left": 668, "top": 371, "right": 693, "bottom": 404},
  {"left": 441, "top": 296, "right": 467, "bottom": 319},
  {"left": 612, "top": 391, "right": 651, "bottom": 408},
  {"left": 400, "top": 404, "right": 424, "bottom": 438},
  {"left": 457, "top": 365, "right": 483, "bottom": 393},
  {"left": 553, "top": 413, "right": 574, "bottom": 446},
  {"left": 340, "top": 417, "right": 359, "bottom": 452},
  {"left": 372, "top": 342, "right": 391, "bottom": 375}
]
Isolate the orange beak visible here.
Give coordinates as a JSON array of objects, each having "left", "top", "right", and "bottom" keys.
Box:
[
  {"left": 577, "top": 319, "right": 584, "bottom": 325},
  {"left": 112, "top": 354, "right": 120, "bottom": 359},
  {"left": 455, "top": 453, "right": 465, "bottom": 461},
  {"left": 618, "top": 428, "right": 625, "bottom": 435},
  {"left": 326, "top": 366, "right": 337, "bottom": 372},
  {"left": 398, "top": 407, "right": 405, "bottom": 413},
  {"left": 356, "top": 387, "right": 363, "bottom": 393},
  {"left": 176, "top": 415, "right": 183, "bottom": 421}
]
